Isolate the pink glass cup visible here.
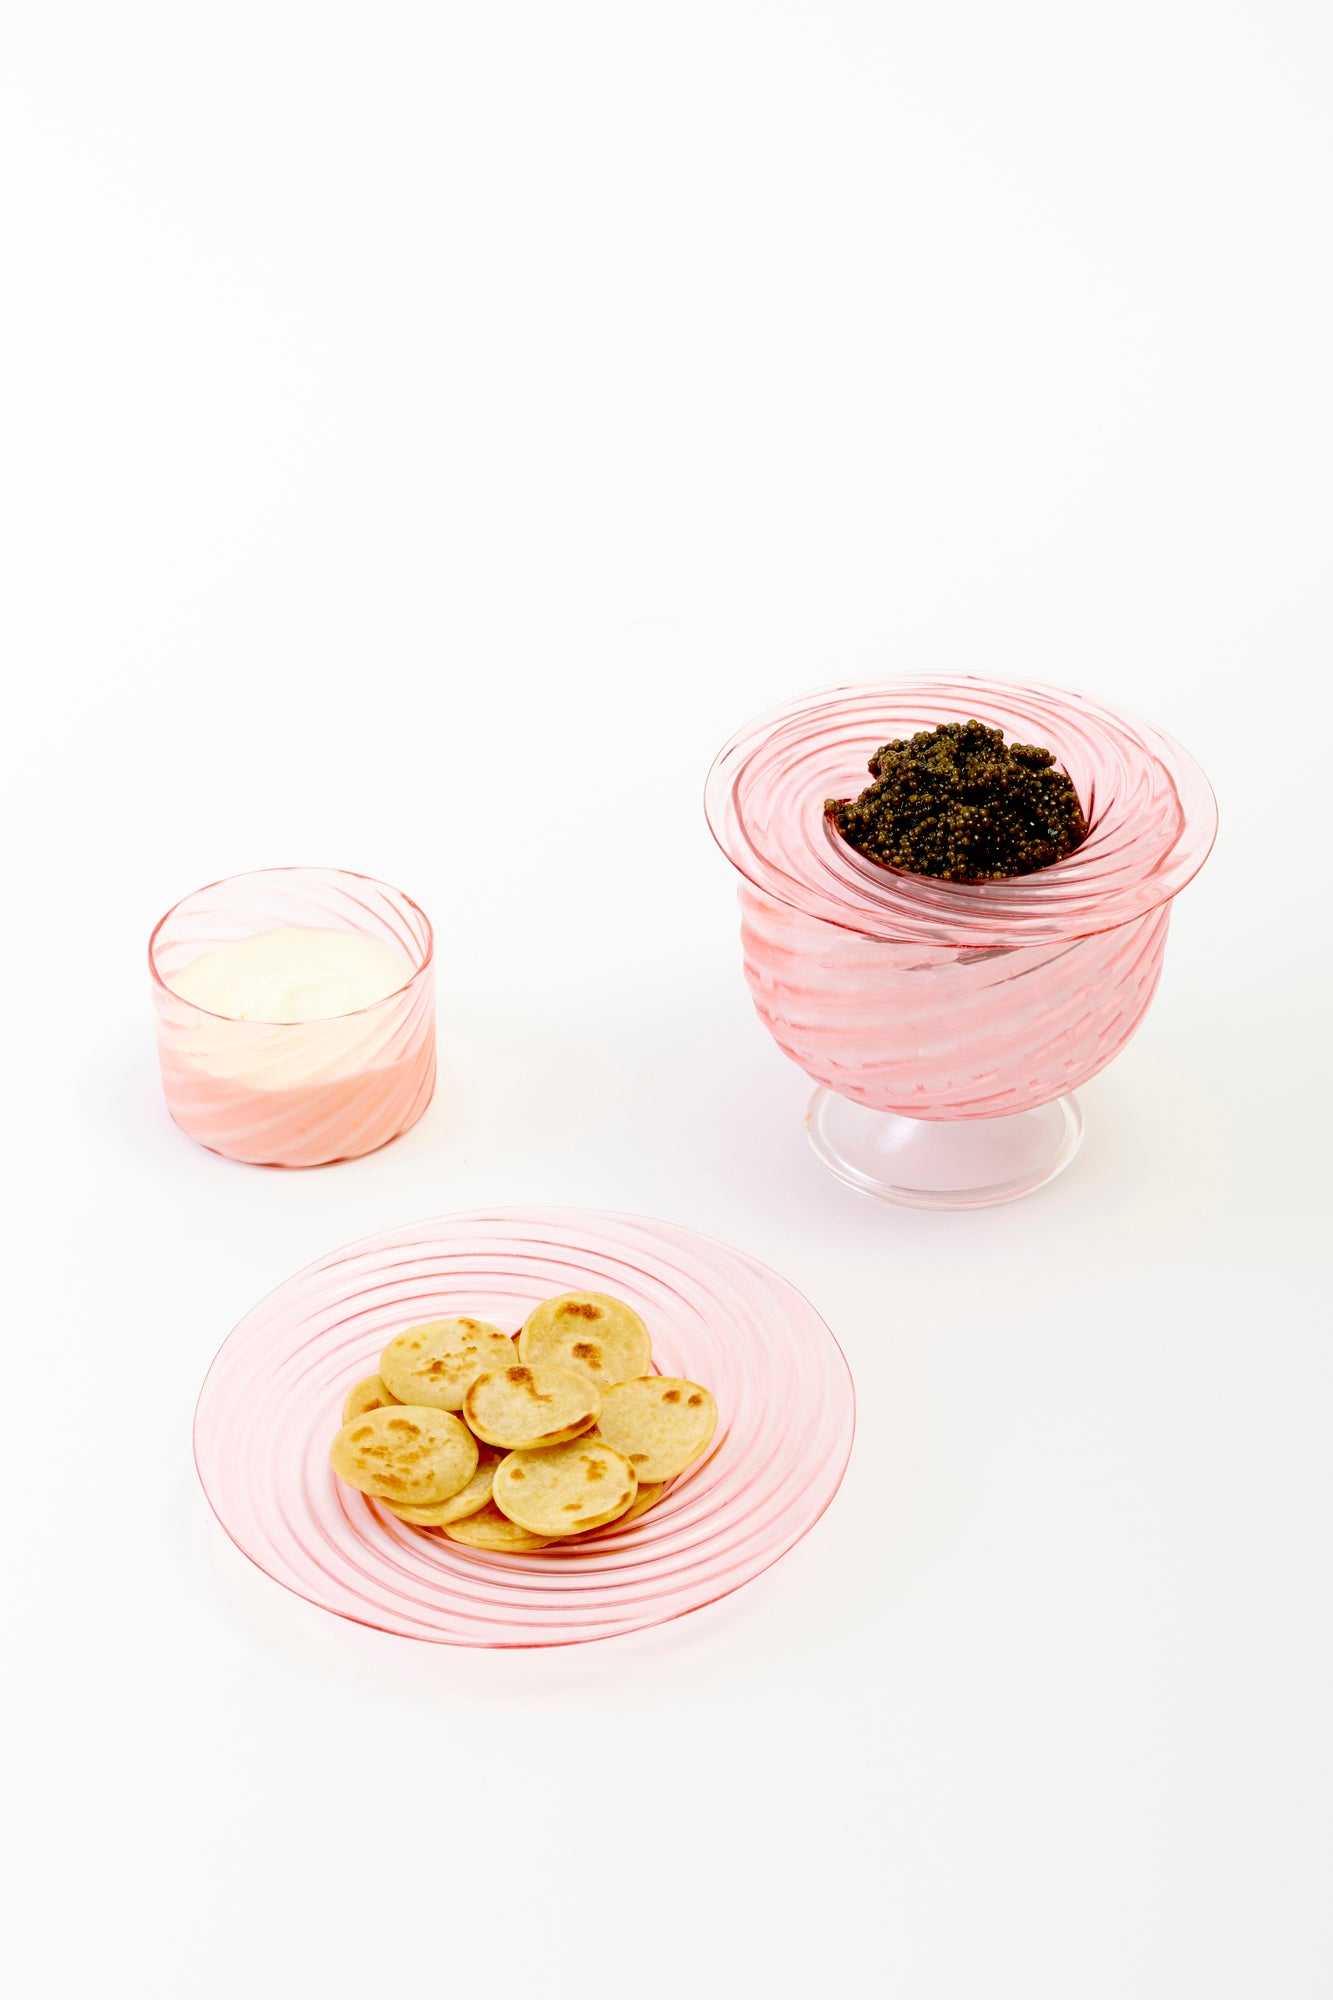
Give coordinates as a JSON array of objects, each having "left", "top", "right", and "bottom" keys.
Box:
[
  {"left": 705, "top": 678, "right": 1217, "bottom": 1208},
  {"left": 149, "top": 867, "right": 436, "bottom": 1168}
]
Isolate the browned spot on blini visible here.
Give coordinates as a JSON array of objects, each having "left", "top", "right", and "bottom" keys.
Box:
[
  {"left": 506, "top": 1366, "right": 552, "bottom": 1402},
  {"left": 560, "top": 1301, "right": 603, "bottom": 1320},
  {"left": 662, "top": 1389, "right": 681, "bottom": 1404},
  {"left": 629, "top": 1453, "right": 649, "bottom": 1464},
  {"left": 510, "top": 1467, "right": 525, "bottom": 1480},
  {"left": 584, "top": 1459, "right": 606, "bottom": 1481},
  {"left": 688, "top": 1393, "right": 703, "bottom": 1407},
  {"left": 571, "top": 1342, "right": 602, "bottom": 1367}
]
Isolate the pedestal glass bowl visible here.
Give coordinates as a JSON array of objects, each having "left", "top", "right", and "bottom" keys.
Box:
[
  {"left": 149, "top": 867, "right": 435, "bottom": 1168},
  {"left": 705, "top": 678, "right": 1217, "bottom": 1208}
]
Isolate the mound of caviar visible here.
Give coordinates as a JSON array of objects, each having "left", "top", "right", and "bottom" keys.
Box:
[{"left": 825, "top": 719, "right": 1089, "bottom": 883}]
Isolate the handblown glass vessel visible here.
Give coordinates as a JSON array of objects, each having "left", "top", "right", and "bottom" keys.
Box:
[
  {"left": 149, "top": 867, "right": 435, "bottom": 1168},
  {"left": 705, "top": 677, "right": 1217, "bottom": 1208},
  {"left": 193, "top": 1207, "right": 855, "bottom": 1647}
]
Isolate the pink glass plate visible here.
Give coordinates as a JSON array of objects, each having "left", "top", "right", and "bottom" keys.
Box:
[{"left": 193, "top": 1208, "right": 855, "bottom": 1647}]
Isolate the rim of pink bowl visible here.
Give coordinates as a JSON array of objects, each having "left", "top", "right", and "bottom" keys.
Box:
[
  {"left": 704, "top": 675, "right": 1218, "bottom": 949},
  {"left": 147, "top": 864, "right": 435, "bottom": 1026}
]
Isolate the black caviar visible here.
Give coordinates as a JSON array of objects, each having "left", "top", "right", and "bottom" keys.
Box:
[{"left": 825, "top": 719, "right": 1088, "bottom": 883}]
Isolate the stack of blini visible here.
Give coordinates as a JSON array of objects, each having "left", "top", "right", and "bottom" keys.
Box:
[{"left": 329, "top": 1292, "right": 719, "bottom": 1552}]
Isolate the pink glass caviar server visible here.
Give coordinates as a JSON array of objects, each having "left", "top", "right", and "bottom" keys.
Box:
[{"left": 705, "top": 677, "right": 1217, "bottom": 1208}]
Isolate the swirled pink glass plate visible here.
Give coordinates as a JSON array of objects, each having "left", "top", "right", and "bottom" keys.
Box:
[{"left": 194, "top": 1209, "right": 855, "bottom": 1647}]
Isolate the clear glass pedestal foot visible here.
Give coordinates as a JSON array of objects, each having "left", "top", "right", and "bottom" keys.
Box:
[{"left": 805, "top": 1088, "right": 1083, "bottom": 1209}]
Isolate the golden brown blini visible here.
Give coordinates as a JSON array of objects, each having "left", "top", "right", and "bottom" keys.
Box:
[
  {"left": 492, "top": 1439, "right": 637, "bottom": 1538},
  {"left": 463, "top": 1364, "right": 600, "bottom": 1452},
  {"left": 329, "top": 1405, "right": 477, "bottom": 1505},
  {"left": 378, "top": 1446, "right": 500, "bottom": 1526},
  {"left": 379, "top": 1318, "right": 516, "bottom": 1412},
  {"left": 341, "top": 1375, "right": 399, "bottom": 1423},
  {"left": 442, "top": 1502, "right": 551, "bottom": 1552},
  {"left": 517, "top": 1291, "right": 652, "bottom": 1389},
  {"left": 592, "top": 1379, "right": 717, "bottom": 1483}
]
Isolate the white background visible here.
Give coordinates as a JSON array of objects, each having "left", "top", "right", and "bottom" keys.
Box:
[{"left": 5, "top": 4, "right": 1331, "bottom": 1995}]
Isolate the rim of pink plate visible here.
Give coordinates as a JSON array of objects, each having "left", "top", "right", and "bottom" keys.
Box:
[{"left": 147, "top": 864, "right": 435, "bottom": 1026}]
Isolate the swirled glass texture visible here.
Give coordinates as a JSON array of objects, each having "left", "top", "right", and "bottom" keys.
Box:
[
  {"left": 193, "top": 1208, "right": 855, "bottom": 1647},
  {"left": 149, "top": 867, "right": 435, "bottom": 1165},
  {"left": 705, "top": 679, "right": 1216, "bottom": 1118}
]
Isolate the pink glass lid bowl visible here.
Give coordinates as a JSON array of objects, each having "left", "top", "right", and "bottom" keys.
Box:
[
  {"left": 704, "top": 676, "right": 1218, "bottom": 948},
  {"left": 193, "top": 1208, "right": 856, "bottom": 1647}
]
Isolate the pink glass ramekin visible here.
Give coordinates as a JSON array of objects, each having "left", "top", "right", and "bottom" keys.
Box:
[
  {"left": 705, "top": 678, "right": 1217, "bottom": 1208},
  {"left": 148, "top": 867, "right": 436, "bottom": 1168}
]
